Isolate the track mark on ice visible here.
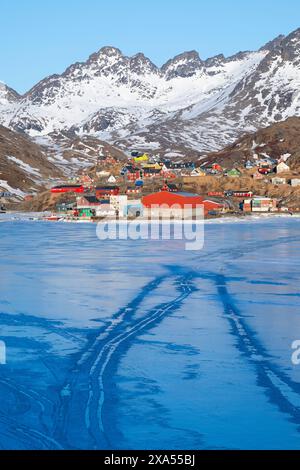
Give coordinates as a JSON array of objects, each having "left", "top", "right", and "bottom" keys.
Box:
[{"left": 214, "top": 273, "right": 300, "bottom": 425}]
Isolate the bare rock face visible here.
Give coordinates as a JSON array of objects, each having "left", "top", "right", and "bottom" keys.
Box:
[
  {"left": 2, "top": 27, "right": 300, "bottom": 158},
  {"left": 0, "top": 82, "right": 20, "bottom": 104},
  {"left": 161, "top": 51, "right": 204, "bottom": 79}
]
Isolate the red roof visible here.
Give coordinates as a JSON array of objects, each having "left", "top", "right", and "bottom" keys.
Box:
[
  {"left": 142, "top": 191, "right": 204, "bottom": 208},
  {"left": 142, "top": 192, "right": 223, "bottom": 215},
  {"left": 202, "top": 200, "right": 224, "bottom": 211}
]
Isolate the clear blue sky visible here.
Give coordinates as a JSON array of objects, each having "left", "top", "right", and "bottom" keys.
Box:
[{"left": 1, "top": 0, "right": 300, "bottom": 93}]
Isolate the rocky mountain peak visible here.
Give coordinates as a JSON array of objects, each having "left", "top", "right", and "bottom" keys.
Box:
[
  {"left": 161, "top": 50, "right": 203, "bottom": 79},
  {"left": 204, "top": 54, "right": 225, "bottom": 68},
  {"left": 86, "top": 46, "right": 124, "bottom": 69},
  {"left": 130, "top": 53, "right": 158, "bottom": 75},
  {"left": 0, "top": 82, "right": 20, "bottom": 104},
  {"left": 89, "top": 46, "right": 123, "bottom": 61},
  {"left": 280, "top": 28, "right": 300, "bottom": 62},
  {"left": 260, "top": 34, "right": 285, "bottom": 52}
]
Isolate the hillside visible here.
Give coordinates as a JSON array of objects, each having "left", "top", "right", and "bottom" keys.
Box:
[
  {"left": 0, "top": 125, "right": 128, "bottom": 197},
  {"left": 0, "top": 125, "right": 61, "bottom": 197},
  {"left": 201, "top": 117, "right": 300, "bottom": 170}
]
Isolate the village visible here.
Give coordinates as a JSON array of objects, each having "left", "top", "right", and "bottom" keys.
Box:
[{"left": 10, "top": 147, "right": 300, "bottom": 222}]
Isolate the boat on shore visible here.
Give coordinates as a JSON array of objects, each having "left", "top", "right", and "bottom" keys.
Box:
[{"left": 43, "top": 215, "right": 62, "bottom": 222}]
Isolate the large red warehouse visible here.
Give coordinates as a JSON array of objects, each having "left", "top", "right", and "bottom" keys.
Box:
[
  {"left": 142, "top": 191, "right": 204, "bottom": 208},
  {"left": 142, "top": 191, "right": 223, "bottom": 216}
]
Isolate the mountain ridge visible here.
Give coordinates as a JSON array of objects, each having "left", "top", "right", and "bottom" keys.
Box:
[{"left": 1, "top": 28, "right": 300, "bottom": 160}]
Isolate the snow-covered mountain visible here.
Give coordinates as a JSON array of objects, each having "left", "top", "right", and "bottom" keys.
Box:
[
  {"left": 2, "top": 28, "right": 300, "bottom": 157},
  {"left": 0, "top": 82, "right": 20, "bottom": 106}
]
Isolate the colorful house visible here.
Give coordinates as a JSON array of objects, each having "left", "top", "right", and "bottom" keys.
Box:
[
  {"left": 51, "top": 185, "right": 85, "bottom": 194},
  {"left": 124, "top": 200, "right": 144, "bottom": 218},
  {"left": 127, "top": 170, "right": 142, "bottom": 182},
  {"left": 76, "top": 207, "right": 96, "bottom": 218},
  {"left": 245, "top": 160, "right": 255, "bottom": 169},
  {"left": 108, "top": 195, "right": 128, "bottom": 217},
  {"left": 134, "top": 154, "right": 149, "bottom": 163},
  {"left": 161, "top": 183, "right": 178, "bottom": 192},
  {"left": 98, "top": 206, "right": 116, "bottom": 217},
  {"left": 290, "top": 178, "right": 300, "bottom": 187},
  {"left": 107, "top": 175, "right": 117, "bottom": 184},
  {"left": 143, "top": 168, "right": 162, "bottom": 178},
  {"left": 212, "top": 163, "right": 223, "bottom": 173},
  {"left": 272, "top": 177, "right": 286, "bottom": 185},
  {"left": 252, "top": 197, "right": 277, "bottom": 212},
  {"left": 95, "top": 186, "right": 120, "bottom": 198},
  {"left": 79, "top": 174, "right": 94, "bottom": 185},
  {"left": 56, "top": 202, "right": 76, "bottom": 212},
  {"left": 202, "top": 200, "right": 224, "bottom": 213},
  {"left": 126, "top": 187, "right": 141, "bottom": 195},
  {"left": 242, "top": 198, "right": 252, "bottom": 213},
  {"left": 190, "top": 168, "right": 206, "bottom": 177},
  {"left": 253, "top": 171, "right": 264, "bottom": 180},
  {"left": 226, "top": 168, "right": 241, "bottom": 178},
  {"left": 142, "top": 163, "right": 162, "bottom": 170},
  {"left": 276, "top": 162, "right": 290, "bottom": 174},
  {"left": 77, "top": 195, "right": 102, "bottom": 208}
]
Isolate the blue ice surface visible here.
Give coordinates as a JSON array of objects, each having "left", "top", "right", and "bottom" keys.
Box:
[{"left": 0, "top": 216, "right": 300, "bottom": 450}]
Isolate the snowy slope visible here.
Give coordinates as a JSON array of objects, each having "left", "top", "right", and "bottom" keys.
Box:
[
  {"left": 2, "top": 28, "right": 300, "bottom": 156},
  {"left": 0, "top": 125, "right": 61, "bottom": 197}
]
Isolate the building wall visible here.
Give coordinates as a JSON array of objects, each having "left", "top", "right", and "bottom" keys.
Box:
[
  {"left": 252, "top": 198, "right": 277, "bottom": 212},
  {"left": 143, "top": 207, "right": 196, "bottom": 220},
  {"left": 142, "top": 192, "right": 204, "bottom": 208},
  {"left": 272, "top": 178, "right": 286, "bottom": 185}
]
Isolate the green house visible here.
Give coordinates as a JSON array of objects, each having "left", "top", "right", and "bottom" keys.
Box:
[
  {"left": 227, "top": 168, "right": 241, "bottom": 177},
  {"left": 79, "top": 208, "right": 95, "bottom": 218}
]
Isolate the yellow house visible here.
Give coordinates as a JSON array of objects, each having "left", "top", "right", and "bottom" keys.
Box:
[
  {"left": 142, "top": 163, "right": 162, "bottom": 170},
  {"left": 134, "top": 154, "right": 149, "bottom": 163},
  {"left": 191, "top": 168, "right": 206, "bottom": 177}
]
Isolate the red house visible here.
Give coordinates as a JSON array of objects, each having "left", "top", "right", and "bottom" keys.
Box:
[
  {"left": 212, "top": 163, "right": 223, "bottom": 172},
  {"left": 127, "top": 171, "right": 141, "bottom": 182},
  {"left": 202, "top": 200, "right": 224, "bottom": 212},
  {"left": 95, "top": 186, "right": 120, "bottom": 198},
  {"left": 51, "top": 185, "right": 85, "bottom": 194},
  {"left": 76, "top": 196, "right": 102, "bottom": 208}
]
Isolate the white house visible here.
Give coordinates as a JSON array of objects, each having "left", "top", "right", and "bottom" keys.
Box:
[
  {"left": 272, "top": 177, "right": 286, "bottom": 185},
  {"left": 107, "top": 175, "right": 117, "bottom": 184},
  {"left": 290, "top": 178, "right": 300, "bottom": 187},
  {"left": 276, "top": 162, "right": 290, "bottom": 174},
  {"left": 97, "top": 171, "right": 110, "bottom": 177},
  {"left": 95, "top": 204, "right": 115, "bottom": 217}
]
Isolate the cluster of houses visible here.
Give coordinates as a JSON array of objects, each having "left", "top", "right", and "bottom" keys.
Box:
[
  {"left": 53, "top": 184, "right": 224, "bottom": 220},
  {"left": 47, "top": 149, "right": 300, "bottom": 220},
  {"left": 242, "top": 197, "right": 279, "bottom": 213}
]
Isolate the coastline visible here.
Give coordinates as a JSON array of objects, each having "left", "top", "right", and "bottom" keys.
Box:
[{"left": 1, "top": 211, "right": 300, "bottom": 225}]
